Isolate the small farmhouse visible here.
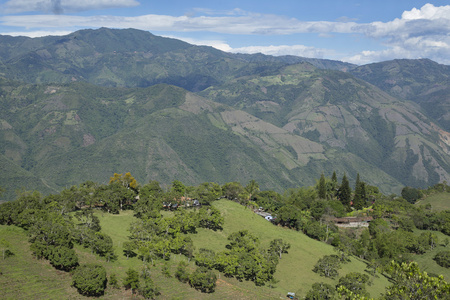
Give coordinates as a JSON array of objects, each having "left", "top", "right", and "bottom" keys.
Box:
[{"left": 334, "top": 216, "right": 373, "bottom": 228}]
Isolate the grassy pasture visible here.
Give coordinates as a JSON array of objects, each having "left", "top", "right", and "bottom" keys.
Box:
[{"left": 416, "top": 192, "right": 450, "bottom": 212}]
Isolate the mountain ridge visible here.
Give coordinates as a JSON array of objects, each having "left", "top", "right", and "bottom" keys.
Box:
[{"left": 0, "top": 28, "right": 449, "bottom": 201}]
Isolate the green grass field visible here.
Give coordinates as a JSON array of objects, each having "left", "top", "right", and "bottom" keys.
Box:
[{"left": 416, "top": 192, "right": 450, "bottom": 212}]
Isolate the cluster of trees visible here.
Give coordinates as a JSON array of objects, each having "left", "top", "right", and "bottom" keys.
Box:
[
  {"left": 126, "top": 206, "right": 224, "bottom": 263},
  {"left": 174, "top": 261, "right": 217, "bottom": 293},
  {"left": 0, "top": 188, "right": 118, "bottom": 273},
  {"left": 307, "top": 261, "right": 450, "bottom": 300},
  {"left": 194, "top": 230, "right": 289, "bottom": 286}
]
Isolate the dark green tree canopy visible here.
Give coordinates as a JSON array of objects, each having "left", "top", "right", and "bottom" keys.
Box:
[{"left": 72, "top": 264, "right": 107, "bottom": 297}]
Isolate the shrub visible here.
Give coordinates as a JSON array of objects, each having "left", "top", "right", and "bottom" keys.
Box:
[
  {"left": 72, "top": 264, "right": 107, "bottom": 296},
  {"left": 434, "top": 251, "right": 450, "bottom": 268},
  {"left": 189, "top": 267, "right": 217, "bottom": 293}
]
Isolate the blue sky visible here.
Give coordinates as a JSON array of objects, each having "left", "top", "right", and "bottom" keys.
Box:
[{"left": 0, "top": 0, "right": 449, "bottom": 65}]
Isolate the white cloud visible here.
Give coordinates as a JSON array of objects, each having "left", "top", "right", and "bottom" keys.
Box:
[
  {"left": 1, "top": 30, "right": 73, "bottom": 37},
  {"left": 1, "top": 0, "right": 139, "bottom": 14},
  {"left": 229, "top": 45, "right": 333, "bottom": 59},
  {"left": 163, "top": 35, "right": 232, "bottom": 52},
  {"left": 346, "top": 4, "right": 450, "bottom": 64}
]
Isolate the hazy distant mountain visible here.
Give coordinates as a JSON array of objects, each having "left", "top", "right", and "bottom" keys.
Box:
[
  {"left": 1, "top": 28, "right": 449, "bottom": 200},
  {"left": 351, "top": 59, "right": 450, "bottom": 131}
]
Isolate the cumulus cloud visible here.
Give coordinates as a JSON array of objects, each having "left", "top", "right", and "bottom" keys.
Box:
[
  {"left": 163, "top": 35, "right": 232, "bottom": 52},
  {"left": 1, "top": 0, "right": 140, "bottom": 14},
  {"left": 229, "top": 45, "right": 333, "bottom": 59},
  {"left": 2, "top": 30, "right": 73, "bottom": 37},
  {"left": 345, "top": 4, "right": 450, "bottom": 64}
]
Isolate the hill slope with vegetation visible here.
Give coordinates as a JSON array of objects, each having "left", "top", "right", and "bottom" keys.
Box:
[
  {"left": 1, "top": 174, "right": 449, "bottom": 299},
  {"left": 0, "top": 28, "right": 450, "bottom": 201}
]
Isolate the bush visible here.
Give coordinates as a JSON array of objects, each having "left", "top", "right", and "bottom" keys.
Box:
[
  {"left": 48, "top": 246, "right": 78, "bottom": 271},
  {"left": 139, "top": 277, "right": 160, "bottom": 299},
  {"left": 175, "top": 261, "right": 190, "bottom": 283},
  {"left": 72, "top": 264, "right": 107, "bottom": 296},
  {"left": 305, "top": 282, "right": 336, "bottom": 300},
  {"left": 434, "top": 251, "right": 450, "bottom": 268},
  {"left": 189, "top": 267, "right": 217, "bottom": 293},
  {"left": 123, "top": 268, "right": 140, "bottom": 293}
]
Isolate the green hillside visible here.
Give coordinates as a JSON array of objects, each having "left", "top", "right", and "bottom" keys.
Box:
[
  {"left": 416, "top": 192, "right": 450, "bottom": 212},
  {"left": 0, "top": 200, "right": 392, "bottom": 299}
]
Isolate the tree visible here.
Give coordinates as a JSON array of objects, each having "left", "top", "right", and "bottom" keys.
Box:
[
  {"left": 305, "top": 282, "right": 337, "bottom": 300},
  {"left": 48, "top": 246, "right": 79, "bottom": 271},
  {"left": 139, "top": 277, "right": 160, "bottom": 299},
  {"left": 109, "top": 172, "right": 138, "bottom": 190},
  {"left": 189, "top": 267, "right": 217, "bottom": 293},
  {"left": 353, "top": 173, "right": 366, "bottom": 210},
  {"left": 245, "top": 180, "right": 260, "bottom": 200},
  {"left": 313, "top": 255, "right": 341, "bottom": 278},
  {"left": 161, "top": 261, "right": 172, "bottom": 278},
  {"left": 318, "top": 173, "right": 327, "bottom": 199},
  {"left": 109, "top": 273, "right": 120, "bottom": 289},
  {"left": 123, "top": 268, "right": 140, "bottom": 294},
  {"left": 72, "top": 264, "right": 107, "bottom": 296},
  {"left": 337, "top": 272, "right": 370, "bottom": 298},
  {"left": 222, "top": 182, "right": 246, "bottom": 201},
  {"left": 385, "top": 261, "right": 450, "bottom": 299},
  {"left": 134, "top": 195, "right": 162, "bottom": 219},
  {"left": 227, "top": 230, "right": 259, "bottom": 252},
  {"left": 90, "top": 232, "right": 115, "bottom": 260},
  {"left": 198, "top": 206, "right": 224, "bottom": 231},
  {"left": 175, "top": 261, "right": 190, "bottom": 283},
  {"left": 171, "top": 180, "right": 186, "bottom": 198},
  {"left": 401, "top": 186, "right": 422, "bottom": 204},
  {"left": 338, "top": 174, "right": 351, "bottom": 208},
  {"left": 195, "top": 182, "right": 222, "bottom": 205},
  {"left": 123, "top": 241, "right": 137, "bottom": 259},
  {"left": 0, "top": 238, "right": 11, "bottom": 260},
  {"left": 268, "top": 239, "right": 291, "bottom": 259},
  {"left": 195, "top": 248, "right": 216, "bottom": 269}
]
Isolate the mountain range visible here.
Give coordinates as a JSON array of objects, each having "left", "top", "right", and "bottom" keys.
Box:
[{"left": 1, "top": 27, "right": 449, "bottom": 201}]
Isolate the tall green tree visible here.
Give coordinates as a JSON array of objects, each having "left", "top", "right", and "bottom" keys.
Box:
[
  {"left": 353, "top": 173, "right": 367, "bottom": 210},
  {"left": 318, "top": 173, "right": 327, "bottom": 199},
  {"left": 338, "top": 174, "right": 351, "bottom": 208}
]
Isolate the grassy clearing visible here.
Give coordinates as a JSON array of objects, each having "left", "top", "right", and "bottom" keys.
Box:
[
  {"left": 412, "top": 229, "right": 450, "bottom": 281},
  {"left": 416, "top": 192, "right": 450, "bottom": 212}
]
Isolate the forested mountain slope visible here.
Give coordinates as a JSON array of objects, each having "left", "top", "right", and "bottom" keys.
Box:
[{"left": 1, "top": 28, "right": 450, "bottom": 200}]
